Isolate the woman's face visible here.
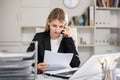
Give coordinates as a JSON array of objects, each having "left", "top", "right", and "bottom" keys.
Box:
[{"left": 49, "top": 19, "right": 64, "bottom": 39}]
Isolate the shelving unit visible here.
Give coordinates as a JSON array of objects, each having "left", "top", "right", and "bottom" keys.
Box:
[
  {"left": 76, "top": 26, "right": 95, "bottom": 47},
  {"left": 75, "top": 0, "right": 120, "bottom": 62},
  {"left": 21, "top": 27, "right": 45, "bottom": 41},
  {"left": 72, "top": 26, "right": 95, "bottom": 65},
  {"left": 94, "top": 0, "right": 120, "bottom": 54}
]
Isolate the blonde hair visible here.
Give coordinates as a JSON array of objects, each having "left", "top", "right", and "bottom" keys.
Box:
[{"left": 44, "top": 8, "right": 68, "bottom": 32}]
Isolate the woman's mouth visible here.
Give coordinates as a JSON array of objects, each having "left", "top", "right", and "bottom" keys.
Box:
[{"left": 54, "top": 32, "right": 58, "bottom": 34}]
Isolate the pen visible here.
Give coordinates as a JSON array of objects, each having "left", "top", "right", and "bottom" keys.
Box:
[
  {"left": 97, "top": 58, "right": 102, "bottom": 65},
  {"left": 105, "top": 58, "right": 108, "bottom": 66},
  {"left": 97, "top": 58, "right": 105, "bottom": 73}
]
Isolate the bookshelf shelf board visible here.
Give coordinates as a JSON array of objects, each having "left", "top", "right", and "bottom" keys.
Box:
[
  {"left": 96, "top": 26, "right": 120, "bottom": 29},
  {"left": 75, "top": 26, "right": 94, "bottom": 29},
  {"left": 78, "top": 44, "right": 94, "bottom": 47},
  {"left": 95, "top": 44, "right": 120, "bottom": 47},
  {"left": 96, "top": 7, "right": 120, "bottom": 10}
]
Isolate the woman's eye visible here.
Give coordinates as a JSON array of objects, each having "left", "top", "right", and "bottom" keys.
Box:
[
  {"left": 52, "top": 24, "right": 63, "bottom": 28},
  {"left": 59, "top": 26, "right": 64, "bottom": 28},
  {"left": 52, "top": 25, "right": 57, "bottom": 27}
]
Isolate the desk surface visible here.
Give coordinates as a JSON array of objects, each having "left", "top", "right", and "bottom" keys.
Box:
[
  {"left": 37, "top": 74, "right": 103, "bottom": 80},
  {"left": 37, "top": 74, "right": 67, "bottom": 80},
  {"left": 37, "top": 68, "right": 120, "bottom": 80}
]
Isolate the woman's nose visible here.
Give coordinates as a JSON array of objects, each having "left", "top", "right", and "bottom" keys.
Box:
[{"left": 55, "top": 26, "right": 61, "bottom": 32}]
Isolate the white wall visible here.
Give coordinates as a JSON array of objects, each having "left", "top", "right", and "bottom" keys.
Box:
[
  {"left": 0, "top": 0, "right": 21, "bottom": 41},
  {"left": 49, "top": 0, "right": 91, "bottom": 20}
]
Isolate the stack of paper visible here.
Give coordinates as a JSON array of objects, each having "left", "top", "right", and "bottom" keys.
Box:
[
  {"left": 0, "top": 51, "right": 34, "bottom": 61},
  {"left": 0, "top": 51, "right": 35, "bottom": 79}
]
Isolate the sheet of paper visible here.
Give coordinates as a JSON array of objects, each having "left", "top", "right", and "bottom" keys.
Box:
[
  {"left": 0, "top": 51, "right": 34, "bottom": 58},
  {"left": 0, "top": 51, "right": 35, "bottom": 61},
  {"left": 0, "top": 60, "right": 34, "bottom": 69},
  {"left": 46, "top": 64, "right": 67, "bottom": 71},
  {"left": 44, "top": 50, "right": 73, "bottom": 70}
]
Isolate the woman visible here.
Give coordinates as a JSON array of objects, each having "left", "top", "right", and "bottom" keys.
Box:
[{"left": 27, "top": 8, "right": 80, "bottom": 73}]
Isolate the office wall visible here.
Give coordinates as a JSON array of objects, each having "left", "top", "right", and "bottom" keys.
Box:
[
  {"left": 0, "top": 0, "right": 21, "bottom": 41},
  {"left": 50, "top": 0, "right": 91, "bottom": 20}
]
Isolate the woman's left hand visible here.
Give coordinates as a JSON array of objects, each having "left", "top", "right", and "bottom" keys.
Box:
[
  {"left": 62, "top": 26, "right": 72, "bottom": 37},
  {"left": 37, "top": 63, "right": 49, "bottom": 73}
]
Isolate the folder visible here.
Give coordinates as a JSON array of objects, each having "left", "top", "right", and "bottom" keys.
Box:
[
  {"left": 88, "top": 5, "right": 95, "bottom": 26},
  {"left": 108, "top": 0, "right": 114, "bottom": 7},
  {"left": 113, "top": 0, "right": 119, "bottom": 7}
]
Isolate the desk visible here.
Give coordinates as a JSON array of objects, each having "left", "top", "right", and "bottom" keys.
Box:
[
  {"left": 37, "top": 74, "right": 120, "bottom": 80},
  {"left": 37, "top": 74, "right": 102, "bottom": 80},
  {"left": 37, "top": 74, "right": 67, "bottom": 80},
  {"left": 37, "top": 68, "right": 120, "bottom": 80}
]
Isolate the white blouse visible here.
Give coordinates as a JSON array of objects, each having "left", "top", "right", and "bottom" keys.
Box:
[{"left": 51, "top": 35, "right": 62, "bottom": 53}]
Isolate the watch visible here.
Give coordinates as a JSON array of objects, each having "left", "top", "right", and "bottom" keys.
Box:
[{"left": 63, "top": 0, "right": 79, "bottom": 9}]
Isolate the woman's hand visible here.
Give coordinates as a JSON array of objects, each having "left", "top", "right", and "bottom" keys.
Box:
[
  {"left": 62, "top": 26, "right": 72, "bottom": 37},
  {"left": 37, "top": 63, "right": 49, "bottom": 74}
]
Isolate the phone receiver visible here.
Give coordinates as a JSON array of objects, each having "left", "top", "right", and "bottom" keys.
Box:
[
  {"left": 61, "top": 30, "right": 65, "bottom": 34},
  {"left": 61, "top": 26, "right": 65, "bottom": 34}
]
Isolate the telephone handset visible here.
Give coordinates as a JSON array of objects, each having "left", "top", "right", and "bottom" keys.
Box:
[
  {"left": 61, "top": 26, "right": 66, "bottom": 34},
  {"left": 61, "top": 29, "right": 65, "bottom": 34},
  {"left": 61, "top": 23, "right": 67, "bottom": 34}
]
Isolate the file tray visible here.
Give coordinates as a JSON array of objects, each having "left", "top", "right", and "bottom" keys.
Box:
[{"left": 0, "top": 41, "right": 38, "bottom": 80}]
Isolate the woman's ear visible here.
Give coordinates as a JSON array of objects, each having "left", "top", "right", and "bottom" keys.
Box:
[
  {"left": 47, "top": 22, "right": 50, "bottom": 26},
  {"left": 47, "top": 19, "right": 50, "bottom": 25}
]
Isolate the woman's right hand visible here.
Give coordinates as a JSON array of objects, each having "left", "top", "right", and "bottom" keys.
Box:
[{"left": 37, "top": 63, "right": 49, "bottom": 74}]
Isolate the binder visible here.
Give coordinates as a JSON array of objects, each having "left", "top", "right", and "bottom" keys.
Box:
[
  {"left": 88, "top": 5, "right": 95, "bottom": 26},
  {"left": 108, "top": 0, "right": 114, "bottom": 7},
  {"left": 118, "top": 0, "right": 120, "bottom": 7},
  {"left": 113, "top": 0, "right": 119, "bottom": 7},
  {"left": 95, "top": 10, "right": 110, "bottom": 27},
  {"left": 102, "top": 0, "right": 107, "bottom": 7},
  {"left": 96, "top": 0, "right": 101, "bottom": 7}
]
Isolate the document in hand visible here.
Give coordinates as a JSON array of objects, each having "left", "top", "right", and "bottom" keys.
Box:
[{"left": 44, "top": 50, "right": 73, "bottom": 71}]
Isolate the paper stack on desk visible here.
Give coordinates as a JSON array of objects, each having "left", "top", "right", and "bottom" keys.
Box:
[
  {"left": 44, "top": 50, "right": 73, "bottom": 71},
  {"left": 116, "top": 58, "right": 120, "bottom": 80},
  {"left": 0, "top": 51, "right": 34, "bottom": 61},
  {"left": 0, "top": 51, "right": 35, "bottom": 77}
]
